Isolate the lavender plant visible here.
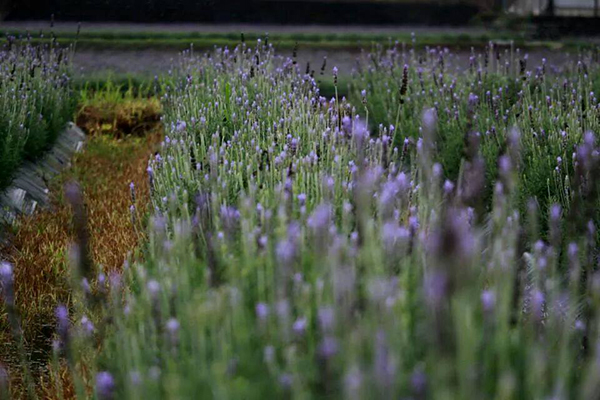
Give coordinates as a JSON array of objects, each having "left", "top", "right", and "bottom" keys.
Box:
[
  {"left": 33, "top": 42, "right": 600, "bottom": 399},
  {"left": 0, "top": 36, "right": 74, "bottom": 190},
  {"left": 352, "top": 43, "right": 600, "bottom": 224}
]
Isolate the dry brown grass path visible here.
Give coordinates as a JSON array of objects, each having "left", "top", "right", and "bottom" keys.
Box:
[{"left": 0, "top": 98, "right": 162, "bottom": 398}]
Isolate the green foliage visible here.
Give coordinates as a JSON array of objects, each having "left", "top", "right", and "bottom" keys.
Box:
[
  {"left": 2, "top": 28, "right": 592, "bottom": 52},
  {"left": 0, "top": 40, "right": 74, "bottom": 190},
  {"left": 46, "top": 42, "right": 600, "bottom": 399},
  {"left": 351, "top": 44, "right": 600, "bottom": 218},
  {"left": 3, "top": 39, "right": 600, "bottom": 399}
]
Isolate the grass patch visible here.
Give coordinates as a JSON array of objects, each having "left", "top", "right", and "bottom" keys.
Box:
[
  {"left": 76, "top": 81, "right": 162, "bottom": 138},
  {"left": 1, "top": 29, "right": 596, "bottom": 52}
]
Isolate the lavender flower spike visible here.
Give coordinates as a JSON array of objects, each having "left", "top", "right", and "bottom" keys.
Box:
[{"left": 96, "top": 371, "right": 116, "bottom": 400}]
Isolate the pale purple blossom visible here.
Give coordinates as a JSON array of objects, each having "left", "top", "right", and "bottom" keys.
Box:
[
  {"left": 318, "top": 336, "right": 339, "bottom": 359},
  {"left": 256, "top": 302, "right": 270, "bottom": 320},
  {"left": 293, "top": 317, "right": 307, "bottom": 336},
  {"left": 96, "top": 371, "right": 115, "bottom": 400}
]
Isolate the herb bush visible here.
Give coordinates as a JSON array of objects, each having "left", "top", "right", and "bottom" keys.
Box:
[
  {"left": 0, "top": 38, "right": 74, "bottom": 190},
  {"left": 3, "top": 42, "right": 600, "bottom": 400}
]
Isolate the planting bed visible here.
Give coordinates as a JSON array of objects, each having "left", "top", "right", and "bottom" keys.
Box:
[{"left": 1, "top": 34, "right": 600, "bottom": 399}]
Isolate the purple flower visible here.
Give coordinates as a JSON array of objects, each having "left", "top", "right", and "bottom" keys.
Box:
[
  {"left": 220, "top": 205, "right": 240, "bottom": 237},
  {"left": 379, "top": 180, "right": 399, "bottom": 215},
  {"left": 533, "top": 240, "right": 545, "bottom": 254},
  {"left": 411, "top": 368, "right": 427, "bottom": 395},
  {"left": 0, "top": 262, "right": 13, "bottom": 284},
  {"left": 318, "top": 336, "right": 339, "bottom": 359},
  {"left": 550, "top": 204, "right": 561, "bottom": 222},
  {"left": 381, "top": 223, "right": 409, "bottom": 252},
  {"left": 422, "top": 108, "right": 437, "bottom": 133},
  {"left": 409, "top": 215, "right": 419, "bottom": 231},
  {"left": 147, "top": 280, "right": 160, "bottom": 299},
  {"left": 279, "top": 373, "right": 293, "bottom": 390},
  {"left": 498, "top": 155, "right": 511, "bottom": 177},
  {"left": 318, "top": 307, "right": 335, "bottom": 331},
  {"left": 341, "top": 116, "right": 352, "bottom": 133},
  {"left": 588, "top": 220, "right": 596, "bottom": 238},
  {"left": 568, "top": 242, "right": 578, "bottom": 259},
  {"left": 166, "top": 318, "right": 180, "bottom": 335},
  {"left": 257, "top": 235, "right": 268, "bottom": 249},
  {"left": 424, "top": 271, "right": 447, "bottom": 309},
  {"left": 80, "top": 316, "right": 95, "bottom": 336},
  {"left": 175, "top": 120, "right": 187, "bottom": 132},
  {"left": 277, "top": 224, "right": 301, "bottom": 267},
  {"left": 0, "top": 262, "right": 14, "bottom": 305},
  {"left": 396, "top": 172, "right": 410, "bottom": 194},
  {"left": 293, "top": 317, "right": 307, "bottom": 336},
  {"left": 352, "top": 118, "right": 369, "bottom": 146},
  {"left": 129, "top": 204, "right": 136, "bottom": 222},
  {"left": 508, "top": 127, "right": 521, "bottom": 151},
  {"left": 255, "top": 302, "right": 270, "bottom": 321},
  {"left": 307, "top": 204, "right": 332, "bottom": 233},
  {"left": 56, "top": 305, "right": 70, "bottom": 344},
  {"left": 584, "top": 131, "right": 596, "bottom": 147},
  {"left": 531, "top": 289, "right": 545, "bottom": 320},
  {"left": 481, "top": 290, "right": 496, "bottom": 312},
  {"left": 443, "top": 179, "right": 454, "bottom": 194},
  {"left": 297, "top": 193, "right": 307, "bottom": 206},
  {"left": 81, "top": 277, "right": 91, "bottom": 295},
  {"left": 432, "top": 163, "right": 442, "bottom": 178},
  {"left": 96, "top": 371, "right": 115, "bottom": 400},
  {"left": 468, "top": 93, "right": 479, "bottom": 108}
]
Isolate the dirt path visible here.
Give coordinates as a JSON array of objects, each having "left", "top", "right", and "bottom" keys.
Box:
[{"left": 0, "top": 100, "right": 162, "bottom": 398}]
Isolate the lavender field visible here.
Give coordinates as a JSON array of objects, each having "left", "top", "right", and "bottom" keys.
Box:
[{"left": 2, "top": 33, "right": 600, "bottom": 399}]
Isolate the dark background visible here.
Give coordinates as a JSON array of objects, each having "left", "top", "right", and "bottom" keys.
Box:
[{"left": 4, "top": 0, "right": 481, "bottom": 25}]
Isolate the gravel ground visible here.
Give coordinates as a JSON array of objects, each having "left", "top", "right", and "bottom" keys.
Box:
[
  {"left": 71, "top": 48, "right": 364, "bottom": 77},
  {"left": 71, "top": 47, "right": 578, "bottom": 79},
  {"left": 1, "top": 22, "right": 583, "bottom": 78}
]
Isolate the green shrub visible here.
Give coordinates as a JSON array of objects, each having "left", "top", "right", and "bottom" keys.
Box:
[
  {"left": 0, "top": 39, "right": 74, "bottom": 190},
  {"left": 39, "top": 42, "right": 600, "bottom": 400},
  {"left": 351, "top": 44, "right": 600, "bottom": 220}
]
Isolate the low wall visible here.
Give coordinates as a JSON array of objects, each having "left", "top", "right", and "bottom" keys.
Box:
[{"left": 0, "top": 123, "right": 85, "bottom": 244}]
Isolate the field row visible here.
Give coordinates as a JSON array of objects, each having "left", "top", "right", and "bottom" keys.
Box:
[{"left": 1, "top": 38, "right": 600, "bottom": 398}]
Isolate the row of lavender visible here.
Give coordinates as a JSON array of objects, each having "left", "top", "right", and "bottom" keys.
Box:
[
  {"left": 47, "top": 42, "right": 600, "bottom": 398},
  {"left": 353, "top": 44, "right": 600, "bottom": 221},
  {"left": 0, "top": 38, "right": 74, "bottom": 190}
]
